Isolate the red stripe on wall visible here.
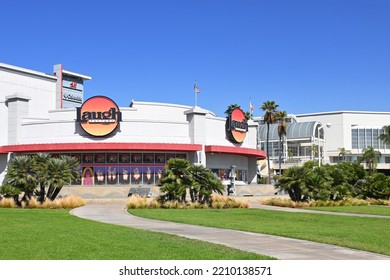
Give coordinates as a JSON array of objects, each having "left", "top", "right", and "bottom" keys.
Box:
[{"left": 205, "top": 145, "right": 266, "bottom": 159}]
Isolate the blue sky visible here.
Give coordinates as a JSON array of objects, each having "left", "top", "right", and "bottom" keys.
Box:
[{"left": 2, "top": 0, "right": 389, "bottom": 117}]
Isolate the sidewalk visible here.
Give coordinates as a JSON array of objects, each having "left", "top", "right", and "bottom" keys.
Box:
[
  {"left": 248, "top": 200, "right": 390, "bottom": 218},
  {"left": 71, "top": 202, "right": 390, "bottom": 260}
]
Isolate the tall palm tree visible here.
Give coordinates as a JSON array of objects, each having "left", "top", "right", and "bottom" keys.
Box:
[
  {"left": 244, "top": 111, "right": 252, "bottom": 121},
  {"left": 261, "top": 100, "right": 279, "bottom": 184},
  {"left": 275, "top": 110, "right": 287, "bottom": 176},
  {"left": 379, "top": 125, "right": 390, "bottom": 146},
  {"left": 360, "top": 146, "right": 382, "bottom": 174}
]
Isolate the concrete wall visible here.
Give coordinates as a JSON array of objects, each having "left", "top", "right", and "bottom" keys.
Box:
[
  {"left": 0, "top": 154, "right": 8, "bottom": 185},
  {"left": 0, "top": 64, "right": 56, "bottom": 120},
  {"left": 20, "top": 107, "right": 192, "bottom": 145},
  {"left": 0, "top": 100, "right": 8, "bottom": 146}
]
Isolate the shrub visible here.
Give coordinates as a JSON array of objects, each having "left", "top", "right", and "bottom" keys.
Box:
[
  {"left": 262, "top": 197, "right": 390, "bottom": 208},
  {"left": 0, "top": 198, "right": 16, "bottom": 208},
  {"left": 0, "top": 196, "right": 85, "bottom": 209},
  {"left": 187, "top": 202, "right": 202, "bottom": 209},
  {"left": 162, "top": 201, "right": 182, "bottom": 209},
  {"left": 234, "top": 199, "right": 249, "bottom": 208},
  {"left": 41, "top": 199, "right": 56, "bottom": 209},
  {"left": 263, "top": 198, "right": 307, "bottom": 208},
  {"left": 28, "top": 197, "right": 40, "bottom": 208},
  {"left": 210, "top": 195, "right": 249, "bottom": 209},
  {"left": 127, "top": 195, "right": 160, "bottom": 209},
  {"left": 211, "top": 201, "right": 225, "bottom": 209},
  {"left": 55, "top": 196, "right": 86, "bottom": 209}
]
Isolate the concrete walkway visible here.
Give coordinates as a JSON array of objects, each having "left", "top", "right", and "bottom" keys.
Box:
[
  {"left": 249, "top": 201, "right": 390, "bottom": 218},
  {"left": 71, "top": 202, "right": 390, "bottom": 260}
]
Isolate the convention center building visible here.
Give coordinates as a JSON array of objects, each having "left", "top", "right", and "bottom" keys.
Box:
[{"left": 0, "top": 62, "right": 265, "bottom": 194}]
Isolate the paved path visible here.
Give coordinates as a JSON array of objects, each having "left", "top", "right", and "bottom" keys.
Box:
[
  {"left": 249, "top": 202, "right": 390, "bottom": 218},
  {"left": 71, "top": 203, "right": 390, "bottom": 260}
]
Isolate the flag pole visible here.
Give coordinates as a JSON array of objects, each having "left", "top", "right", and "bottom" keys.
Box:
[
  {"left": 195, "top": 85, "right": 198, "bottom": 107},
  {"left": 194, "top": 80, "right": 200, "bottom": 107}
]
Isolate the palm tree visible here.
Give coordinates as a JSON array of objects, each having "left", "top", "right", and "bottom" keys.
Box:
[
  {"left": 379, "top": 125, "right": 390, "bottom": 146},
  {"left": 158, "top": 158, "right": 196, "bottom": 202},
  {"left": 338, "top": 147, "right": 351, "bottom": 162},
  {"left": 275, "top": 166, "right": 309, "bottom": 202},
  {"left": 45, "top": 157, "right": 74, "bottom": 200},
  {"left": 6, "top": 154, "right": 81, "bottom": 204},
  {"left": 305, "top": 166, "right": 333, "bottom": 201},
  {"left": 244, "top": 111, "right": 252, "bottom": 121},
  {"left": 261, "top": 100, "right": 279, "bottom": 184},
  {"left": 5, "top": 155, "right": 37, "bottom": 205},
  {"left": 60, "top": 155, "right": 81, "bottom": 185},
  {"left": 224, "top": 104, "right": 241, "bottom": 116},
  {"left": 360, "top": 146, "right": 382, "bottom": 174},
  {"left": 31, "top": 153, "right": 51, "bottom": 203},
  {"left": 190, "top": 164, "right": 224, "bottom": 203},
  {"left": 275, "top": 110, "right": 287, "bottom": 175}
]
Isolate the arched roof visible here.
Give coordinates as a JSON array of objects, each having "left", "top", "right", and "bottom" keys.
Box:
[{"left": 258, "top": 121, "right": 321, "bottom": 142}]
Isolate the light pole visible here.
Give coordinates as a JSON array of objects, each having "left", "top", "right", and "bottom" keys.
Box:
[{"left": 318, "top": 123, "right": 332, "bottom": 166}]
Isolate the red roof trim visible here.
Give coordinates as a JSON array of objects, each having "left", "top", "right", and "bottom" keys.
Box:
[
  {"left": 0, "top": 143, "right": 203, "bottom": 154},
  {"left": 205, "top": 145, "right": 266, "bottom": 159}
]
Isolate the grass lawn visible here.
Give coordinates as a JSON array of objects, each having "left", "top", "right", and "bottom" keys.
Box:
[
  {"left": 0, "top": 208, "right": 273, "bottom": 260},
  {"left": 128, "top": 208, "right": 390, "bottom": 256},
  {"left": 303, "top": 205, "right": 390, "bottom": 216}
]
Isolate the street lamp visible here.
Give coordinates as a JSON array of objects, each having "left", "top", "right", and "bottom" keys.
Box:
[{"left": 318, "top": 123, "right": 332, "bottom": 166}]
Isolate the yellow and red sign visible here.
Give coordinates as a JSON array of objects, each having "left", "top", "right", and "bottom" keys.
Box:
[
  {"left": 76, "top": 96, "right": 122, "bottom": 137},
  {"left": 227, "top": 108, "right": 248, "bottom": 143}
]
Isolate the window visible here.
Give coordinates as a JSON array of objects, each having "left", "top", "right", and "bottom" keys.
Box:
[
  {"left": 352, "top": 129, "right": 358, "bottom": 149},
  {"left": 366, "top": 129, "right": 373, "bottom": 147},
  {"left": 373, "top": 129, "right": 379, "bottom": 149},
  {"left": 358, "top": 129, "right": 365, "bottom": 149}
]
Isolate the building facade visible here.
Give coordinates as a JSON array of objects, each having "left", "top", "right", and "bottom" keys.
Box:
[
  {"left": 256, "top": 116, "right": 325, "bottom": 173},
  {"left": 0, "top": 62, "right": 265, "bottom": 190},
  {"left": 257, "top": 111, "right": 390, "bottom": 174},
  {"left": 296, "top": 111, "right": 390, "bottom": 172}
]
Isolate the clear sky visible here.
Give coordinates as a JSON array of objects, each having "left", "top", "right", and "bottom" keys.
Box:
[{"left": 2, "top": 0, "right": 389, "bottom": 117}]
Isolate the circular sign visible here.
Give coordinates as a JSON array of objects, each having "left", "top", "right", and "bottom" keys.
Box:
[
  {"left": 76, "top": 96, "right": 122, "bottom": 137},
  {"left": 228, "top": 108, "right": 248, "bottom": 143}
]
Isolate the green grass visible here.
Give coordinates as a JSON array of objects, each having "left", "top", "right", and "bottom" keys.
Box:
[
  {"left": 0, "top": 208, "right": 273, "bottom": 260},
  {"left": 303, "top": 205, "right": 390, "bottom": 216},
  {"left": 128, "top": 208, "right": 390, "bottom": 256}
]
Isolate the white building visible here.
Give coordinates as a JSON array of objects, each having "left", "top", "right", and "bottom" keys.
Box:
[
  {"left": 297, "top": 111, "right": 390, "bottom": 171},
  {"left": 0, "top": 62, "right": 265, "bottom": 193},
  {"left": 257, "top": 117, "right": 324, "bottom": 172},
  {"left": 257, "top": 111, "right": 390, "bottom": 175}
]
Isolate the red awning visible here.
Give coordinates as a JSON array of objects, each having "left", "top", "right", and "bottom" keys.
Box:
[
  {"left": 205, "top": 145, "right": 266, "bottom": 159},
  {"left": 0, "top": 143, "right": 203, "bottom": 154}
]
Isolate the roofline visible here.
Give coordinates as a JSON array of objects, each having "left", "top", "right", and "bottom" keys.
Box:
[
  {"left": 296, "top": 111, "right": 390, "bottom": 117},
  {"left": 62, "top": 69, "right": 92, "bottom": 80},
  {"left": 130, "top": 100, "right": 217, "bottom": 117},
  {"left": 0, "top": 62, "right": 57, "bottom": 81}
]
